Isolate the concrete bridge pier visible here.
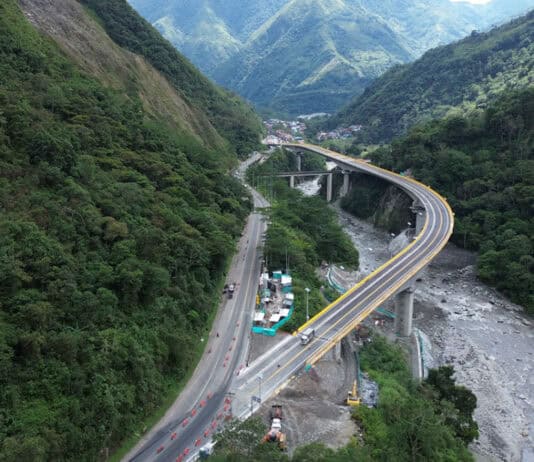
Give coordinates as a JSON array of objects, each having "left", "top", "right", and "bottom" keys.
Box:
[
  {"left": 296, "top": 153, "right": 302, "bottom": 172},
  {"left": 326, "top": 173, "right": 333, "bottom": 202},
  {"left": 289, "top": 175, "right": 295, "bottom": 188},
  {"left": 340, "top": 170, "right": 351, "bottom": 198},
  {"left": 333, "top": 341, "right": 342, "bottom": 362},
  {"left": 394, "top": 287, "right": 415, "bottom": 337}
]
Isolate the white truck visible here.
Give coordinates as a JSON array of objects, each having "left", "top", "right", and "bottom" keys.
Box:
[{"left": 299, "top": 327, "right": 315, "bottom": 345}]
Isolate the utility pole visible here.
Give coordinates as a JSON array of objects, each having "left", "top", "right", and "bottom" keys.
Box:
[{"left": 305, "top": 287, "right": 310, "bottom": 321}]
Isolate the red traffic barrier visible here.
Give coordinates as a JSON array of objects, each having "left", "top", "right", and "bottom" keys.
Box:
[
  {"left": 156, "top": 445, "right": 164, "bottom": 454},
  {"left": 207, "top": 392, "right": 213, "bottom": 400},
  {"left": 224, "top": 397, "right": 231, "bottom": 404},
  {"left": 183, "top": 448, "right": 190, "bottom": 456},
  {"left": 182, "top": 418, "right": 189, "bottom": 427},
  {"left": 224, "top": 404, "right": 230, "bottom": 411},
  {"left": 228, "top": 345, "right": 233, "bottom": 351},
  {"left": 195, "top": 438, "right": 202, "bottom": 447},
  {"left": 204, "top": 428, "right": 210, "bottom": 437},
  {"left": 199, "top": 400, "right": 206, "bottom": 408},
  {"left": 216, "top": 412, "right": 223, "bottom": 420},
  {"left": 191, "top": 409, "right": 197, "bottom": 417},
  {"left": 211, "top": 420, "right": 217, "bottom": 429},
  {"left": 225, "top": 355, "right": 229, "bottom": 361},
  {"left": 176, "top": 455, "right": 184, "bottom": 462},
  {"left": 170, "top": 432, "right": 177, "bottom": 440}
]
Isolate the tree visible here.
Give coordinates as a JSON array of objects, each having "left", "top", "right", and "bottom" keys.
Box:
[{"left": 424, "top": 366, "right": 479, "bottom": 445}]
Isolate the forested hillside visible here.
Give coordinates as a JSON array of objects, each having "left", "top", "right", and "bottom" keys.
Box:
[
  {"left": 370, "top": 89, "right": 534, "bottom": 313},
  {"left": 0, "top": 1, "right": 258, "bottom": 459},
  {"left": 129, "top": 0, "right": 531, "bottom": 115},
  {"left": 331, "top": 11, "right": 534, "bottom": 143},
  {"left": 80, "top": 0, "right": 262, "bottom": 156}
]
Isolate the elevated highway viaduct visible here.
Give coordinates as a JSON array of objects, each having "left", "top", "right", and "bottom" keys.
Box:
[
  {"left": 229, "top": 143, "right": 455, "bottom": 421},
  {"left": 134, "top": 143, "right": 454, "bottom": 461}
]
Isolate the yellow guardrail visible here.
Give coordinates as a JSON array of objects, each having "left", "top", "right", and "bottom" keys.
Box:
[{"left": 283, "top": 143, "right": 454, "bottom": 346}]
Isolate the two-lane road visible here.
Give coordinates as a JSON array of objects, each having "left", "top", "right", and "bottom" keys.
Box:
[
  {"left": 127, "top": 144, "right": 453, "bottom": 460},
  {"left": 125, "top": 155, "right": 269, "bottom": 462}
]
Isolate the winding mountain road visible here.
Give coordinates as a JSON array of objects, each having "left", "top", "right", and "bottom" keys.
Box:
[{"left": 127, "top": 144, "right": 454, "bottom": 461}]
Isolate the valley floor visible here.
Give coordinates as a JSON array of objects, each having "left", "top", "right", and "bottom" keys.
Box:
[{"left": 335, "top": 208, "right": 534, "bottom": 462}]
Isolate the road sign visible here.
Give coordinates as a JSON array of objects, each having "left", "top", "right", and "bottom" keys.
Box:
[{"left": 251, "top": 395, "right": 261, "bottom": 403}]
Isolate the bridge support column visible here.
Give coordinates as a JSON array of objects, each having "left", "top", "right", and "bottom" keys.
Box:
[
  {"left": 296, "top": 154, "right": 302, "bottom": 172},
  {"left": 326, "top": 173, "right": 333, "bottom": 202},
  {"left": 289, "top": 175, "right": 295, "bottom": 188},
  {"left": 340, "top": 171, "right": 350, "bottom": 198},
  {"left": 394, "top": 287, "right": 414, "bottom": 337},
  {"left": 333, "top": 341, "right": 342, "bottom": 363}
]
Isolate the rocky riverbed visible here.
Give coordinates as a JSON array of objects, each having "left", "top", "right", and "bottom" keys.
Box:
[{"left": 335, "top": 208, "right": 534, "bottom": 462}]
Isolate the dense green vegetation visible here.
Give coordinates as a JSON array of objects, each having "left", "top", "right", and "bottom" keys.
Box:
[
  {"left": 130, "top": 0, "right": 529, "bottom": 115},
  {"left": 80, "top": 0, "right": 262, "bottom": 156},
  {"left": 247, "top": 149, "right": 359, "bottom": 330},
  {"left": 210, "top": 335, "right": 476, "bottom": 461},
  {"left": 331, "top": 11, "right": 534, "bottom": 143},
  {"left": 370, "top": 88, "right": 534, "bottom": 313},
  {"left": 352, "top": 336, "right": 476, "bottom": 461},
  {"left": 0, "top": 2, "right": 254, "bottom": 459}
]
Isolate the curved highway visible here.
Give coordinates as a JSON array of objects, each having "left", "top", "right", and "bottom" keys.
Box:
[
  {"left": 230, "top": 143, "right": 454, "bottom": 428},
  {"left": 129, "top": 144, "right": 454, "bottom": 461}
]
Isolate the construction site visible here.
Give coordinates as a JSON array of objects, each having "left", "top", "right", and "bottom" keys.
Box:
[{"left": 248, "top": 316, "right": 386, "bottom": 454}]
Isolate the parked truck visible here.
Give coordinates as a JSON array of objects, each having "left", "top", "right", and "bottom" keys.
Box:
[
  {"left": 299, "top": 327, "right": 315, "bottom": 345},
  {"left": 228, "top": 283, "right": 235, "bottom": 299}
]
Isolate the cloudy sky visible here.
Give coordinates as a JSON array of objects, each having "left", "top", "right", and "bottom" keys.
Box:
[{"left": 450, "top": 0, "right": 492, "bottom": 4}]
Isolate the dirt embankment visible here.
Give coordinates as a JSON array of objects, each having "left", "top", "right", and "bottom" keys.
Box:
[{"left": 19, "top": 0, "right": 223, "bottom": 147}]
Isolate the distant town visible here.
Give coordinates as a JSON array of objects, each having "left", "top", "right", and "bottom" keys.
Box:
[{"left": 263, "top": 117, "right": 362, "bottom": 145}]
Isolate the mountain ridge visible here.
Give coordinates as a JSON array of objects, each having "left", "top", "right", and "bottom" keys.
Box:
[
  {"left": 328, "top": 10, "right": 534, "bottom": 143},
  {"left": 128, "top": 0, "right": 534, "bottom": 115}
]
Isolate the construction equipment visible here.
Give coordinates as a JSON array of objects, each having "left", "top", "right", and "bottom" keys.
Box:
[
  {"left": 346, "top": 380, "right": 361, "bottom": 406},
  {"left": 270, "top": 404, "right": 283, "bottom": 420},
  {"left": 262, "top": 405, "right": 287, "bottom": 450}
]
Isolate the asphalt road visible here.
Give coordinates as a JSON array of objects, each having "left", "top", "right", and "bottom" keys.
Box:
[
  {"left": 125, "top": 154, "right": 269, "bottom": 462},
  {"left": 127, "top": 144, "right": 453, "bottom": 461},
  {"left": 229, "top": 143, "right": 454, "bottom": 426}
]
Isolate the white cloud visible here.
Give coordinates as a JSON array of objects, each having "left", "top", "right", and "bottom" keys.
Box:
[{"left": 450, "top": 0, "right": 493, "bottom": 4}]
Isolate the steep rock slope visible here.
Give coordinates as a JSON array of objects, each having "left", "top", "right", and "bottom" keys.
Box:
[
  {"left": 331, "top": 10, "right": 534, "bottom": 143},
  {"left": 80, "top": 0, "right": 262, "bottom": 156},
  {"left": 20, "top": 0, "right": 224, "bottom": 150},
  {"left": 0, "top": 0, "right": 259, "bottom": 459}
]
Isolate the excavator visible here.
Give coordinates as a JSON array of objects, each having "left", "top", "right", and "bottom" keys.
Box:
[
  {"left": 262, "top": 405, "right": 287, "bottom": 450},
  {"left": 346, "top": 380, "right": 361, "bottom": 406}
]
